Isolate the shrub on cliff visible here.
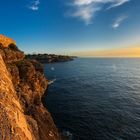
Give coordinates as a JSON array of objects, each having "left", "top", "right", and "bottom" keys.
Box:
[
  {"left": 0, "top": 43, "right": 25, "bottom": 62},
  {"left": 8, "top": 43, "right": 19, "bottom": 51},
  {"left": 17, "top": 60, "right": 36, "bottom": 80},
  {"left": 0, "top": 43, "right": 3, "bottom": 48}
]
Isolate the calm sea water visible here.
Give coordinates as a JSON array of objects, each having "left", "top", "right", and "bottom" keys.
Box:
[{"left": 44, "top": 58, "right": 140, "bottom": 140}]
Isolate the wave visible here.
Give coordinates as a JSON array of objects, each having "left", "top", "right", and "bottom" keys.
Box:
[{"left": 48, "top": 79, "right": 56, "bottom": 85}]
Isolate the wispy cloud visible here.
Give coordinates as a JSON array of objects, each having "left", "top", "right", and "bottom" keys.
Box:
[
  {"left": 69, "top": 4, "right": 101, "bottom": 25},
  {"left": 107, "top": 0, "right": 130, "bottom": 9},
  {"left": 67, "top": 0, "right": 130, "bottom": 25},
  {"left": 112, "top": 15, "right": 128, "bottom": 29},
  {"left": 28, "top": 0, "right": 40, "bottom": 11}
]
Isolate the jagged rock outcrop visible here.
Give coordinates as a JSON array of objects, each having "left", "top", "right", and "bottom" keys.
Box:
[
  {"left": 0, "top": 35, "right": 60, "bottom": 140},
  {"left": 0, "top": 34, "right": 16, "bottom": 47}
]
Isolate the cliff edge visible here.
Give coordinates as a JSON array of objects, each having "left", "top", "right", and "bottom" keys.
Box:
[{"left": 0, "top": 35, "right": 60, "bottom": 140}]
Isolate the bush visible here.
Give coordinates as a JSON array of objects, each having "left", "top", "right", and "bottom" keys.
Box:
[
  {"left": 8, "top": 43, "right": 19, "bottom": 51},
  {"left": 0, "top": 43, "right": 3, "bottom": 48}
]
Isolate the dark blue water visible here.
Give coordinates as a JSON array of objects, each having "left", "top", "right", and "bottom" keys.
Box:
[{"left": 44, "top": 58, "right": 140, "bottom": 140}]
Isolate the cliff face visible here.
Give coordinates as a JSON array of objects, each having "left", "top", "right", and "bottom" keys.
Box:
[{"left": 0, "top": 35, "right": 60, "bottom": 140}]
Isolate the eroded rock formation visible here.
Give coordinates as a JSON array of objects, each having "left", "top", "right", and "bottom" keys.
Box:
[
  {"left": 0, "top": 34, "right": 16, "bottom": 47},
  {"left": 0, "top": 35, "right": 60, "bottom": 140}
]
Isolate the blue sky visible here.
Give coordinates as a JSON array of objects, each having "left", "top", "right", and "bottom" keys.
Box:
[{"left": 0, "top": 0, "right": 140, "bottom": 55}]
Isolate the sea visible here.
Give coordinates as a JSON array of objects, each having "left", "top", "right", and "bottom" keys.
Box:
[{"left": 44, "top": 58, "right": 140, "bottom": 140}]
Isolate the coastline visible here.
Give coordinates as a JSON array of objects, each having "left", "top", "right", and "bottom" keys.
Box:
[
  {"left": 25, "top": 54, "right": 77, "bottom": 63},
  {"left": 0, "top": 35, "right": 61, "bottom": 140}
]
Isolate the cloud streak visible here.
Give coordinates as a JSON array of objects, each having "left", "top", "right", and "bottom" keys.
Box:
[
  {"left": 107, "top": 0, "right": 130, "bottom": 9},
  {"left": 70, "top": 4, "right": 101, "bottom": 25},
  {"left": 112, "top": 15, "right": 128, "bottom": 29},
  {"left": 68, "top": 0, "right": 130, "bottom": 25},
  {"left": 28, "top": 0, "right": 40, "bottom": 11}
]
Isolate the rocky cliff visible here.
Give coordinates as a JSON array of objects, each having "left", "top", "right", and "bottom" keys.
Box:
[{"left": 0, "top": 35, "right": 60, "bottom": 140}]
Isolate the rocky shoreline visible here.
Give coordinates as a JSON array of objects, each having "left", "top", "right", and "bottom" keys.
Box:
[
  {"left": 25, "top": 54, "right": 77, "bottom": 63},
  {"left": 0, "top": 35, "right": 60, "bottom": 140}
]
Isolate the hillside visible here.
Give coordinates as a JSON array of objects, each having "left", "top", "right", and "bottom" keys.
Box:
[{"left": 26, "top": 54, "right": 76, "bottom": 63}]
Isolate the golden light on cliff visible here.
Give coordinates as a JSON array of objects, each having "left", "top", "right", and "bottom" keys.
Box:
[{"left": 0, "top": 34, "right": 16, "bottom": 47}]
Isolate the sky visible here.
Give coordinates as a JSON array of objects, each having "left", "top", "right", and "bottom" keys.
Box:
[{"left": 0, "top": 0, "right": 140, "bottom": 56}]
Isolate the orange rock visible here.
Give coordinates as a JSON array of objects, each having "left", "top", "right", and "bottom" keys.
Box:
[
  {"left": 0, "top": 39, "right": 60, "bottom": 140},
  {"left": 0, "top": 34, "right": 16, "bottom": 47}
]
